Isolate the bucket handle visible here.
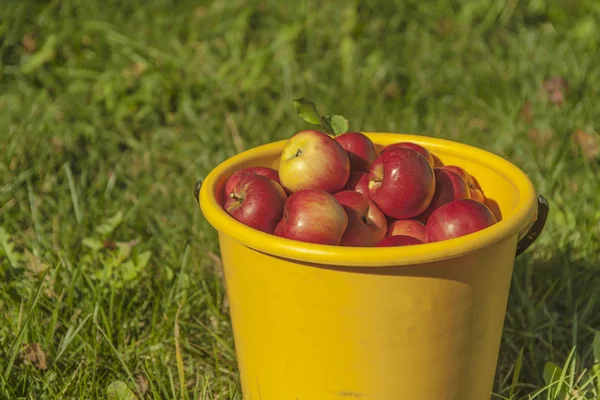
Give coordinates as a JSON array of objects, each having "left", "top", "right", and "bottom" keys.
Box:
[
  {"left": 194, "top": 179, "right": 203, "bottom": 204},
  {"left": 194, "top": 180, "right": 548, "bottom": 257},
  {"left": 515, "top": 194, "right": 549, "bottom": 257}
]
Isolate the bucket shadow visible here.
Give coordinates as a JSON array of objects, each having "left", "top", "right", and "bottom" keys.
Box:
[
  {"left": 432, "top": 153, "right": 444, "bottom": 167},
  {"left": 484, "top": 197, "right": 503, "bottom": 222},
  {"left": 494, "top": 251, "right": 600, "bottom": 398}
]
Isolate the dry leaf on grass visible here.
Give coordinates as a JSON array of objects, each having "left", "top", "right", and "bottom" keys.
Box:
[
  {"left": 51, "top": 137, "right": 64, "bottom": 153},
  {"left": 521, "top": 101, "right": 534, "bottom": 123},
  {"left": 572, "top": 129, "right": 600, "bottom": 161},
  {"left": 383, "top": 82, "right": 401, "bottom": 98},
  {"left": 103, "top": 240, "right": 118, "bottom": 250},
  {"left": 20, "top": 343, "right": 47, "bottom": 370},
  {"left": 543, "top": 76, "right": 568, "bottom": 93},
  {"left": 22, "top": 33, "right": 37, "bottom": 53},
  {"left": 194, "top": 7, "right": 207, "bottom": 18},
  {"left": 542, "top": 76, "right": 568, "bottom": 107},
  {"left": 568, "top": 181, "right": 579, "bottom": 193},
  {"left": 437, "top": 18, "right": 454, "bottom": 36},
  {"left": 527, "top": 128, "right": 553, "bottom": 146},
  {"left": 24, "top": 249, "right": 49, "bottom": 277},
  {"left": 468, "top": 118, "right": 489, "bottom": 130},
  {"left": 132, "top": 62, "right": 147, "bottom": 77},
  {"left": 135, "top": 374, "right": 149, "bottom": 396}
]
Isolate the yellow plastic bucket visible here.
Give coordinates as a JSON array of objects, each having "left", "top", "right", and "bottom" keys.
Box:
[{"left": 197, "top": 133, "right": 548, "bottom": 400}]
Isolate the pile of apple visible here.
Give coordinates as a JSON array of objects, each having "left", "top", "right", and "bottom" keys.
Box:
[{"left": 221, "top": 128, "right": 498, "bottom": 248}]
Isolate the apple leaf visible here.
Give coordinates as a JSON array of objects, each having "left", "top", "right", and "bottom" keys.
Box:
[
  {"left": 318, "top": 115, "right": 335, "bottom": 136},
  {"left": 293, "top": 97, "right": 322, "bottom": 125},
  {"left": 325, "top": 115, "right": 349, "bottom": 136},
  {"left": 293, "top": 97, "right": 349, "bottom": 137}
]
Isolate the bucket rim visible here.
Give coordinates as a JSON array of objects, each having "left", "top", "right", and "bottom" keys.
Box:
[{"left": 199, "top": 132, "right": 538, "bottom": 267}]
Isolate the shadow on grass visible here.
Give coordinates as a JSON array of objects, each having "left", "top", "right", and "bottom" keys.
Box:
[{"left": 493, "top": 249, "right": 600, "bottom": 399}]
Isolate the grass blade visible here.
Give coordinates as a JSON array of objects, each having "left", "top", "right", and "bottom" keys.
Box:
[
  {"left": 174, "top": 303, "right": 187, "bottom": 400},
  {"left": 55, "top": 313, "right": 92, "bottom": 362},
  {"left": 3, "top": 267, "right": 49, "bottom": 380},
  {"left": 64, "top": 162, "right": 82, "bottom": 224},
  {"left": 509, "top": 347, "right": 524, "bottom": 398},
  {"left": 96, "top": 324, "right": 139, "bottom": 397}
]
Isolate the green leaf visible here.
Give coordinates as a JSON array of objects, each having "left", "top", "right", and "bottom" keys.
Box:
[
  {"left": 165, "top": 266, "right": 174, "bottom": 281},
  {"left": 293, "top": 97, "right": 321, "bottom": 125},
  {"left": 543, "top": 361, "right": 562, "bottom": 386},
  {"left": 592, "top": 363, "right": 600, "bottom": 393},
  {"left": 593, "top": 331, "right": 600, "bottom": 363},
  {"left": 20, "top": 34, "right": 57, "bottom": 75},
  {"left": 325, "top": 115, "right": 349, "bottom": 136},
  {"left": 292, "top": 97, "right": 349, "bottom": 137},
  {"left": 0, "top": 227, "right": 10, "bottom": 244},
  {"left": 135, "top": 251, "right": 151, "bottom": 270},
  {"left": 116, "top": 241, "right": 135, "bottom": 261},
  {"left": 0, "top": 227, "right": 22, "bottom": 267},
  {"left": 509, "top": 347, "right": 524, "bottom": 397},
  {"left": 107, "top": 380, "right": 136, "bottom": 400},
  {"left": 318, "top": 115, "right": 335, "bottom": 136},
  {"left": 82, "top": 237, "right": 104, "bottom": 251},
  {"left": 95, "top": 211, "right": 124, "bottom": 236},
  {"left": 120, "top": 261, "right": 137, "bottom": 282},
  {"left": 95, "top": 259, "right": 113, "bottom": 283},
  {"left": 120, "top": 250, "right": 151, "bottom": 283}
]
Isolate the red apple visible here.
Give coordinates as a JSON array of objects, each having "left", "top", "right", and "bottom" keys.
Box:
[
  {"left": 469, "top": 175, "right": 485, "bottom": 200},
  {"left": 440, "top": 165, "right": 487, "bottom": 202},
  {"left": 333, "top": 190, "right": 387, "bottom": 247},
  {"left": 376, "top": 235, "right": 424, "bottom": 247},
  {"left": 440, "top": 165, "right": 474, "bottom": 187},
  {"left": 380, "top": 142, "right": 435, "bottom": 167},
  {"left": 417, "top": 168, "right": 471, "bottom": 223},
  {"left": 470, "top": 188, "right": 485, "bottom": 203},
  {"left": 425, "top": 199, "right": 497, "bottom": 242},
  {"left": 224, "top": 174, "right": 287, "bottom": 234},
  {"left": 470, "top": 175, "right": 483, "bottom": 190},
  {"left": 335, "top": 132, "right": 377, "bottom": 172},
  {"left": 278, "top": 130, "right": 350, "bottom": 194},
  {"left": 225, "top": 167, "right": 280, "bottom": 196},
  {"left": 344, "top": 171, "right": 369, "bottom": 196},
  {"left": 368, "top": 148, "right": 435, "bottom": 219},
  {"left": 274, "top": 189, "right": 348, "bottom": 245},
  {"left": 386, "top": 219, "right": 427, "bottom": 242}
]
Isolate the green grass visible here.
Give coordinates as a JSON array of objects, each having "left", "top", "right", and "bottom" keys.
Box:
[{"left": 1, "top": 0, "right": 600, "bottom": 398}]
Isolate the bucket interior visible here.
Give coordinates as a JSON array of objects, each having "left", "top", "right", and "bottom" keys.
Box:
[{"left": 213, "top": 140, "right": 520, "bottom": 222}]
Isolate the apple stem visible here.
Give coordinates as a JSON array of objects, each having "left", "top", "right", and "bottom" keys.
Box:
[
  {"left": 360, "top": 212, "right": 369, "bottom": 224},
  {"left": 295, "top": 149, "right": 302, "bottom": 157},
  {"left": 368, "top": 178, "right": 382, "bottom": 191},
  {"left": 229, "top": 192, "right": 244, "bottom": 203}
]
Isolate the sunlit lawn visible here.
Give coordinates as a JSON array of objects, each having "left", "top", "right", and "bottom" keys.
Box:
[{"left": 1, "top": 0, "right": 599, "bottom": 398}]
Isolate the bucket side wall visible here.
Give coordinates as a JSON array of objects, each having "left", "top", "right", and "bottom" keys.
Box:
[{"left": 218, "top": 233, "right": 518, "bottom": 400}]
